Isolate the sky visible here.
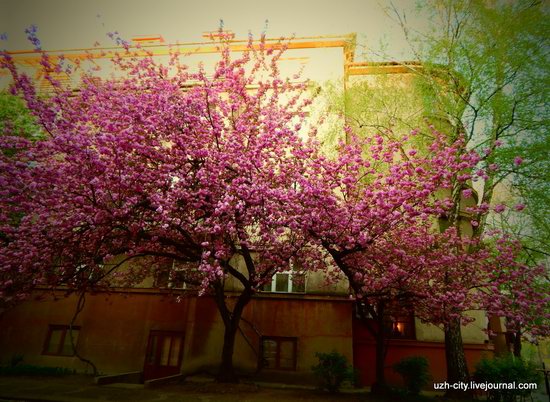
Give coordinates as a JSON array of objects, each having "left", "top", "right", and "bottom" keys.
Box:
[{"left": 1, "top": 0, "right": 431, "bottom": 60}]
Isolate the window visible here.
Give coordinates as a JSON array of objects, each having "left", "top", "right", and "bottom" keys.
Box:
[
  {"left": 154, "top": 260, "right": 197, "bottom": 289},
  {"left": 43, "top": 325, "right": 80, "bottom": 356},
  {"left": 145, "top": 331, "right": 184, "bottom": 368},
  {"left": 262, "top": 272, "right": 305, "bottom": 293},
  {"left": 355, "top": 302, "right": 416, "bottom": 340},
  {"left": 383, "top": 313, "right": 415, "bottom": 339},
  {"left": 260, "top": 336, "right": 297, "bottom": 370}
]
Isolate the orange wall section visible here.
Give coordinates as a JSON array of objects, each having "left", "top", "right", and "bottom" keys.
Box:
[
  {"left": 352, "top": 316, "right": 494, "bottom": 387},
  {"left": 0, "top": 290, "right": 190, "bottom": 374},
  {"left": 0, "top": 290, "right": 354, "bottom": 383}
]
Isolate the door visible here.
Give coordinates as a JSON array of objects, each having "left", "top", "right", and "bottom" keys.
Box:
[{"left": 143, "top": 330, "right": 185, "bottom": 381}]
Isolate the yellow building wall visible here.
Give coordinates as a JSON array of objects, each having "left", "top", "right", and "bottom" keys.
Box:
[{"left": 415, "top": 311, "right": 489, "bottom": 344}]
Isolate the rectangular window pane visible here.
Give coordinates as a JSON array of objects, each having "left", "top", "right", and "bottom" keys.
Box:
[
  {"left": 147, "top": 335, "right": 158, "bottom": 364},
  {"left": 280, "top": 340, "right": 294, "bottom": 360},
  {"left": 292, "top": 274, "right": 305, "bottom": 293},
  {"left": 61, "top": 329, "right": 78, "bottom": 355},
  {"left": 155, "top": 271, "right": 169, "bottom": 288},
  {"left": 168, "top": 337, "right": 182, "bottom": 366},
  {"left": 46, "top": 329, "right": 63, "bottom": 354},
  {"left": 261, "top": 337, "right": 297, "bottom": 371},
  {"left": 383, "top": 309, "right": 415, "bottom": 340},
  {"left": 262, "top": 339, "right": 277, "bottom": 368},
  {"left": 275, "top": 274, "right": 289, "bottom": 292},
  {"left": 160, "top": 337, "right": 171, "bottom": 366},
  {"left": 263, "top": 339, "right": 277, "bottom": 355}
]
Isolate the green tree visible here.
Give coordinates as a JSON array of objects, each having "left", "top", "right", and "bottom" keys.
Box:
[
  {"left": 0, "top": 91, "right": 43, "bottom": 141},
  {"left": 388, "top": 0, "right": 550, "bottom": 395}
]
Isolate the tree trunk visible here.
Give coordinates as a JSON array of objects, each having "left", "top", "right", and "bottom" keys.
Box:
[
  {"left": 216, "top": 318, "right": 240, "bottom": 383},
  {"left": 512, "top": 330, "right": 522, "bottom": 358},
  {"left": 371, "top": 329, "right": 389, "bottom": 394},
  {"left": 370, "top": 302, "right": 389, "bottom": 394},
  {"left": 213, "top": 284, "right": 252, "bottom": 383},
  {"left": 444, "top": 318, "right": 471, "bottom": 398}
]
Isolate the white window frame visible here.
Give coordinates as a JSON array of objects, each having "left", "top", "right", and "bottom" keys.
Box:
[{"left": 263, "top": 270, "right": 306, "bottom": 293}]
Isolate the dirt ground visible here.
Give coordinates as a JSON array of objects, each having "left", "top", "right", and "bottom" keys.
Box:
[
  {"left": 0, "top": 375, "right": 481, "bottom": 402},
  {"left": 0, "top": 375, "right": 425, "bottom": 402},
  {"left": 162, "top": 382, "right": 368, "bottom": 401}
]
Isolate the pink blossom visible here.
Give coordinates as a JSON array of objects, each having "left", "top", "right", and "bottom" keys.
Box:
[{"left": 494, "top": 204, "right": 506, "bottom": 213}]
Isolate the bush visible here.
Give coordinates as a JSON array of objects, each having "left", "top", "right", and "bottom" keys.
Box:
[
  {"left": 393, "top": 356, "right": 431, "bottom": 395},
  {"left": 9, "top": 354, "right": 23, "bottom": 367},
  {"left": 474, "top": 354, "right": 541, "bottom": 402},
  {"left": 312, "top": 351, "right": 355, "bottom": 393},
  {"left": 0, "top": 364, "right": 73, "bottom": 376}
]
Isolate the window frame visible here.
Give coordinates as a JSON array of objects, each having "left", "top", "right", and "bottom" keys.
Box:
[
  {"left": 261, "top": 264, "right": 306, "bottom": 293},
  {"left": 42, "top": 325, "right": 81, "bottom": 356},
  {"left": 259, "top": 336, "right": 298, "bottom": 371},
  {"left": 355, "top": 302, "right": 416, "bottom": 340},
  {"left": 262, "top": 270, "right": 307, "bottom": 294},
  {"left": 154, "top": 259, "right": 197, "bottom": 290},
  {"left": 383, "top": 313, "right": 416, "bottom": 340}
]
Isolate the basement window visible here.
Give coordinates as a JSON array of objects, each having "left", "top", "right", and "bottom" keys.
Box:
[
  {"left": 260, "top": 336, "right": 297, "bottom": 370},
  {"left": 42, "top": 325, "right": 80, "bottom": 356}
]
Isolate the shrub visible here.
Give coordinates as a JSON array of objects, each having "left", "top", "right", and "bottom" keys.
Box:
[
  {"left": 312, "top": 351, "right": 355, "bottom": 393},
  {"left": 9, "top": 354, "right": 23, "bottom": 367},
  {"left": 0, "top": 364, "right": 73, "bottom": 376},
  {"left": 393, "top": 356, "right": 431, "bottom": 395},
  {"left": 474, "top": 354, "right": 541, "bottom": 402}
]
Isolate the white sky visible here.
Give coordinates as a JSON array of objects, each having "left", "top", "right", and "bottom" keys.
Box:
[{"left": 0, "top": 0, "right": 430, "bottom": 60}]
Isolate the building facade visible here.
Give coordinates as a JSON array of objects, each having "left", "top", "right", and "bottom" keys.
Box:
[{"left": 0, "top": 33, "right": 495, "bottom": 387}]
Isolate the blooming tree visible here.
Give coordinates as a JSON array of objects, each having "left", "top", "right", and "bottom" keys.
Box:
[
  {"left": 410, "top": 228, "right": 549, "bottom": 386},
  {"left": 0, "top": 32, "right": 319, "bottom": 382},
  {"left": 295, "top": 129, "right": 463, "bottom": 390},
  {"left": 296, "top": 129, "right": 549, "bottom": 391},
  {"left": 480, "top": 235, "right": 550, "bottom": 356}
]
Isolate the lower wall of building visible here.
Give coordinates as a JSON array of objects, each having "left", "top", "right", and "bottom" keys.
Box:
[
  {"left": 0, "top": 290, "right": 189, "bottom": 374},
  {"left": 353, "top": 338, "right": 494, "bottom": 387},
  {"left": 0, "top": 289, "right": 495, "bottom": 387},
  {"left": 0, "top": 290, "right": 354, "bottom": 385},
  {"left": 352, "top": 316, "right": 494, "bottom": 387}
]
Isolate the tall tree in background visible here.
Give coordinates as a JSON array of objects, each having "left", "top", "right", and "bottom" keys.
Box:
[
  {"left": 0, "top": 92, "right": 42, "bottom": 141},
  {"left": 318, "top": 0, "right": 548, "bottom": 393},
  {"left": 377, "top": 0, "right": 550, "bottom": 392}
]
